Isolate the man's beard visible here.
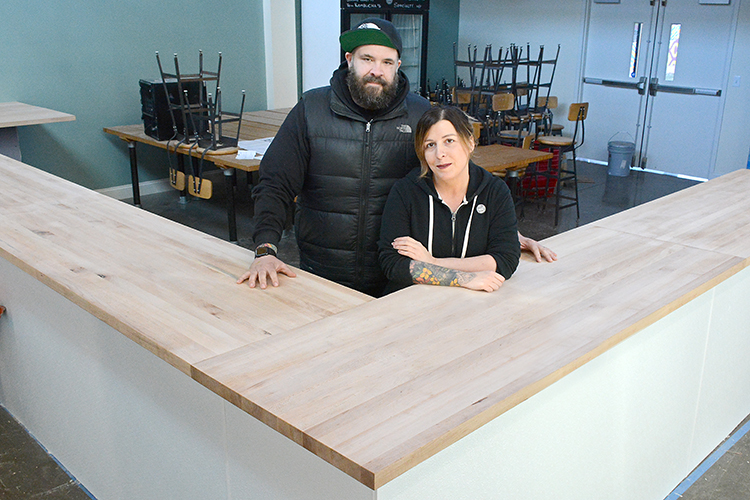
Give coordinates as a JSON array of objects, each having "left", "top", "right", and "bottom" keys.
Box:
[{"left": 346, "top": 68, "right": 400, "bottom": 111}]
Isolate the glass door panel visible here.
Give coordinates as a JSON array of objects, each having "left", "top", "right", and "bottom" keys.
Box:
[
  {"left": 392, "top": 14, "right": 424, "bottom": 92},
  {"left": 579, "top": 0, "right": 657, "bottom": 165},
  {"left": 641, "top": 0, "right": 734, "bottom": 178}
]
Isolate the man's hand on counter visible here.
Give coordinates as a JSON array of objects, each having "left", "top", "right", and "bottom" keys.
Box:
[
  {"left": 237, "top": 255, "right": 297, "bottom": 289},
  {"left": 518, "top": 232, "right": 557, "bottom": 263}
]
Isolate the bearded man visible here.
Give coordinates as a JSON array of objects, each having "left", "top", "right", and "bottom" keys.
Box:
[{"left": 240, "top": 18, "right": 431, "bottom": 296}]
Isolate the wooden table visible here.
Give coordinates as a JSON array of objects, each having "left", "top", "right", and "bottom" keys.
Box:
[
  {"left": 0, "top": 102, "right": 76, "bottom": 160},
  {"left": 3, "top": 152, "right": 750, "bottom": 499},
  {"left": 104, "top": 108, "right": 290, "bottom": 241},
  {"left": 474, "top": 143, "right": 553, "bottom": 202},
  {"left": 473, "top": 143, "right": 553, "bottom": 175},
  {"left": 106, "top": 112, "right": 550, "bottom": 243}
]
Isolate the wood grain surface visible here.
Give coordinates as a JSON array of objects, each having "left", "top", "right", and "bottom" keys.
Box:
[
  {"left": 0, "top": 102, "right": 76, "bottom": 128},
  {"left": 0, "top": 156, "right": 370, "bottom": 374},
  {"left": 193, "top": 170, "right": 750, "bottom": 488},
  {"left": 3, "top": 151, "right": 749, "bottom": 490},
  {"left": 473, "top": 143, "right": 553, "bottom": 173}
]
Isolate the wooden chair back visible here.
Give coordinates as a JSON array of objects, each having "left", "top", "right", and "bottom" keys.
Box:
[
  {"left": 454, "top": 88, "right": 473, "bottom": 105},
  {"left": 567, "top": 102, "right": 589, "bottom": 122},
  {"left": 471, "top": 121, "right": 481, "bottom": 141},
  {"left": 492, "top": 92, "right": 515, "bottom": 112},
  {"left": 537, "top": 96, "right": 558, "bottom": 109}
]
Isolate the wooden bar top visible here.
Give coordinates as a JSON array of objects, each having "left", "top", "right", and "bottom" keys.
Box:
[
  {"left": 0, "top": 101, "right": 76, "bottom": 128},
  {"left": 3, "top": 152, "right": 750, "bottom": 489},
  {"left": 0, "top": 156, "right": 370, "bottom": 374},
  {"left": 192, "top": 170, "right": 750, "bottom": 488}
]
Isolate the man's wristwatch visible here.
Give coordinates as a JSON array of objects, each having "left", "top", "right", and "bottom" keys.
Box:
[{"left": 254, "top": 243, "right": 278, "bottom": 258}]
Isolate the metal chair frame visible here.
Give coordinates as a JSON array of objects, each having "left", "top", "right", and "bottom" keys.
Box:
[{"left": 524, "top": 103, "right": 588, "bottom": 226}]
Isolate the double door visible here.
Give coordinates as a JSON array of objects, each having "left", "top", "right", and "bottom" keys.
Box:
[{"left": 579, "top": 0, "right": 738, "bottom": 179}]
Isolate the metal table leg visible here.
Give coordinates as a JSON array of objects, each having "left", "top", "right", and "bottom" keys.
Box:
[
  {"left": 224, "top": 169, "right": 238, "bottom": 243},
  {"left": 505, "top": 168, "right": 520, "bottom": 205},
  {"left": 177, "top": 154, "right": 188, "bottom": 205},
  {"left": 128, "top": 141, "right": 141, "bottom": 208}
]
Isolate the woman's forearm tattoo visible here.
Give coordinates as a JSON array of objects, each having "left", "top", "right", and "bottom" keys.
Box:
[{"left": 409, "top": 261, "right": 476, "bottom": 287}]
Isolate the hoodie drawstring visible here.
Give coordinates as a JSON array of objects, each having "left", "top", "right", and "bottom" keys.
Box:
[
  {"left": 428, "top": 195, "right": 434, "bottom": 255},
  {"left": 461, "top": 196, "right": 478, "bottom": 258},
  {"left": 429, "top": 194, "right": 478, "bottom": 259}
]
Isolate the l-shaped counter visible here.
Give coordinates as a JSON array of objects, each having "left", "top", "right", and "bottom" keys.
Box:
[{"left": 1, "top": 154, "right": 749, "bottom": 499}]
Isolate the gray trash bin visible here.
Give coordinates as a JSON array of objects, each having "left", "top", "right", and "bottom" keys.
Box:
[{"left": 607, "top": 141, "right": 634, "bottom": 177}]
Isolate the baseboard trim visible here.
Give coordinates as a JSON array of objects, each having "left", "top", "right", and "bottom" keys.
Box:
[{"left": 97, "top": 179, "right": 173, "bottom": 201}]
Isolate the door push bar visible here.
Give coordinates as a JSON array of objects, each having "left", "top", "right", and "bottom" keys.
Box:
[
  {"left": 648, "top": 78, "right": 721, "bottom": 97},
  {"left": 583, "top": 77, "right": 648, "bottom": 94},
  {"left": 584, "top": 76, "right": 720, "bottom": 97}
]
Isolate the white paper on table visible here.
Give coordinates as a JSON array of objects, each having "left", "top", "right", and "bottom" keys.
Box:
[
  {"left": 235, "top": 150, "right": 258, "bottom": 160},
  {"left": 237, "top": 137, "right": 274, "bottom": 159}
]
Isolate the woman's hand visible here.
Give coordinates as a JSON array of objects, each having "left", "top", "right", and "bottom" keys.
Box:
[
  {"left": 458, "top": 270, "right": 505, "bottom": 292},
  {"left": 392, "top": 236, "right": 434, "bottom": 264}
]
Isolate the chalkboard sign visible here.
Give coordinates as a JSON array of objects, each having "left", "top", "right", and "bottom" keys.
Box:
[{"left": 343, "top": 0, "right": 429, "bottom": 11}]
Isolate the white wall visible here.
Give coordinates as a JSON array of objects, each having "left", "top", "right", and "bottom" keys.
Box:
[
  {"left": 264, "top": 0, "right": 300, "bottom": 108},
  {"left": 296, "top": 0, "right": 750, "bottom": 174},
  {"left": 301, "top": 0, "right": 342, "bottom": 92}
]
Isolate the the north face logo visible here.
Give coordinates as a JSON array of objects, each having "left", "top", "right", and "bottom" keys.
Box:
[{"left": 396, "top": 124, "right": 412, "bottom": 134}]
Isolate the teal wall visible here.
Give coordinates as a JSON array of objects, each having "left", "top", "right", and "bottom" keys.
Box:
[
  {"left": 1, "top": 0, "right": 267, "bottom": 190},
  {"left": 426, "top": 0, "right": 461, "bottom": 91}
]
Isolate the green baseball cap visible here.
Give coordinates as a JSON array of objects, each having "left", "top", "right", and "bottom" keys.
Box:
[{"left": 340, "top": 18, "right": 402, "bottom": 57}]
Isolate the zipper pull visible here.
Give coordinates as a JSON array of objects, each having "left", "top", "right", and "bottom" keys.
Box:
[{"left": 366, "top": 121, "right": 371, "bottom": 133}]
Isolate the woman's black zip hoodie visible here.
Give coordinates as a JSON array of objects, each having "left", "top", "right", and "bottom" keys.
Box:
[{"left": 378, "top": 161, "right": 520, "bottom": 294}]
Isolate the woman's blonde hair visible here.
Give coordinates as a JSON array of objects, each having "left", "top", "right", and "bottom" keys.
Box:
[{"left": 414, "top": 105, "right": 475, "bottom": 178}]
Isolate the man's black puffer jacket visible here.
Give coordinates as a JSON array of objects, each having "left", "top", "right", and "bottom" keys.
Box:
[{"left": 252, "top": 63, "right": 431, "bottom": 296}]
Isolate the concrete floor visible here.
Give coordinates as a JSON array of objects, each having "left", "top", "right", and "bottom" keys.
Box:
[
  {"left": 2, "top": 161, "right": 749, "bottom": 499},
  {"left": 0, "top": 406, "right": 92, "bottom": 499}
]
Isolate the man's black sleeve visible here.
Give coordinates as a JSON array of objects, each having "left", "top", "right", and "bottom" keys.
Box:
[
  {"left": 251, "top": 101, "right": 310, "bottom": 246},
  {"left": 377, "top": 182, "right": 414, "bottom": 291},
  {"left": 485, "top": 178, "right": 521, "bottom": 279}
]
